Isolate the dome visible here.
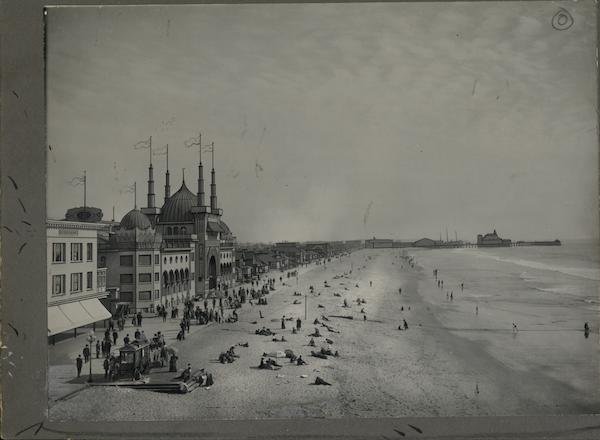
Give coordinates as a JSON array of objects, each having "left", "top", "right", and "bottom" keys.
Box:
[
  {"left": 120, "top": 209, "right": 151, "bottom": 230},
  {"left": 159, "top": 181, "right": 196, "bottom": 223},
  {"left": 219, "top": 219, "right": 232, "bottom": 234}
]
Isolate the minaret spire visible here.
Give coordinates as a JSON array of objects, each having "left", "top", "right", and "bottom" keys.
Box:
[
  {"left": 147, "top": 136, "right": 155, "bottom": 208},
  {"left": 197, "top": 132, "right": 205, "bottom": 207},
  {"left": 164, "top": 144, "right": 170, "bottom": 202},
  {"left": 209, "top": 142, "right": 217, "bottom": 213}
]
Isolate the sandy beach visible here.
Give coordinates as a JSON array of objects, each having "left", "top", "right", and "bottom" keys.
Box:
[{"left": 49, "top": 248, "right": 600, "bottom": 421}]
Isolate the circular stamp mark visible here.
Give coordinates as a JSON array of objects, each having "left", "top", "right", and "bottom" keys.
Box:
[{"left": 552, "top": 8, "right": 574, "bottom": 31}]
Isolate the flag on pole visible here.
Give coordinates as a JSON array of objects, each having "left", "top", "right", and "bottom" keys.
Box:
[
  {"left": 67, "top": 174, "right": 85, "bottom": 187},
  {"left": 153, "top": 144, "right": 168, "bottom": 156},
  {"left": 119, "top": 183, "right": 136, "bottom": 195},
  {"left": 133, "top": 136, "right": 152, "bottom": 150},
  {"left": 202, "top": 143, "right": 214, "bottom": 153},
  {"left": 184, "top": 134, "right": 201, "bottom": 148}
]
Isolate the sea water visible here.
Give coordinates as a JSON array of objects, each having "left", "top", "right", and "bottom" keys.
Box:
[{"left": 411, "top": 240, "right": 600, "bottom": 412}]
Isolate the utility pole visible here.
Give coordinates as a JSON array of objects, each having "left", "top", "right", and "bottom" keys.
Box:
[{"left": 83, "top": 170, "right": 87, "bottom": 208}]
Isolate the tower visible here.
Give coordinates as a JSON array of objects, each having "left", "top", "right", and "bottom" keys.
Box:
[
  {"left": 164, "top": 144, "right": 171, "bottom": 202},
  {"left": 141, "top": 140, "right": 161, "bottom": 225}
]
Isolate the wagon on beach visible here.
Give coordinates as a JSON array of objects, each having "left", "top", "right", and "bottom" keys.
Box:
[{"left": 115, "top": 341, "right": 152, "bottom": 379}]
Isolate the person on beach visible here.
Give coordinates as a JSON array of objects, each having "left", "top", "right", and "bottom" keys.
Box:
[
  {"left": 512, "top": 323, "right": 518, "bottom": 332},
  {"left": 281, "top": 316, "right": 286, "bottom": 329},
  {"left": 461, "top": 283, "right": 464, "bottom": 291},
  {"left": 363, "top": 314, "right": 367, "bottom": 321},
  {"left": 476, "top": 305, "right": 479, "bottom": 315},
  {"left": 403, "top": 319, "right": 408, "bottom": 330},
  {"left": 450, "top": 292, "right": 453, "bottom": 301},
  {"left": 370, "top": 281, "right": 372, "bottom": 287},
  {"left": 399, "top": 287, "right": 402, "bottom": 295},
  {"left": 296, "top": 318, "right": 302, "bottom": 331},
  {"left": 446, "top": 292, "right": 449, "bottom": 300},
  {"left": 76, "top": 355, "right": 83, "bottom": 377}
]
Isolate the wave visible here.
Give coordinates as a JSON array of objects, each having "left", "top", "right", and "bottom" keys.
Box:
[{"left": 456, "top": 250, "right": 600, "bottom": 281}]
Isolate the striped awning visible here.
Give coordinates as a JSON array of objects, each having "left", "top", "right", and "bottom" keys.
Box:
[{"left": 48, "top": 298, "right": 112, "bottom": 336}]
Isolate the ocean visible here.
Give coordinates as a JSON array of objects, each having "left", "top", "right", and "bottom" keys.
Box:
[{"left": 410, "top": 240, "right": 600, "bottom": 411}]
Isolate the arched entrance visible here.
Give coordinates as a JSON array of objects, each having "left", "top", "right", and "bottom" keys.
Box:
[{"left": 209, "top": 255, "right": 217, "bottom": 290}]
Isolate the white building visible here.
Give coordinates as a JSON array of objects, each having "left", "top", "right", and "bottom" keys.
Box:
[{"left": 47, "top": 220, "right": 112, "bottom": 343}]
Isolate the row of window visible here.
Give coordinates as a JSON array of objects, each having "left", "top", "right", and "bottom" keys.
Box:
[
  {"left": 165, "top": 226, "right": 187, "bottom": 235},
  {"left": 52, "top": 243, "right": 93, "bottom": 263},
  {"left": 120, "top": 254, "right": 160, "bottom": 267},
  {"left": 120, "top": 272, "right": 160, "bottom": 284},
  {"left": 221, "top": 252, "right": 232, "bottom": 259},
  {"left": 119, "top": 290, "right": 161, "bottom": 302},
  {"left": 52, "top": 272, "right": 93, "bottom": 295},
  {"left": 163, "top": 255, "right": 190, "bottom": 265}
]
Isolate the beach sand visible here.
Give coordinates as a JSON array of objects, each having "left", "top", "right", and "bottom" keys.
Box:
[{"left": 49, "top": 248, "right": 600, "bottom": 421}]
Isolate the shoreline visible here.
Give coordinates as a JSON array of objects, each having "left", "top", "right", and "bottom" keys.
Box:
[{"left": 49, "top": 248, "right": 600, "bottom": 421}]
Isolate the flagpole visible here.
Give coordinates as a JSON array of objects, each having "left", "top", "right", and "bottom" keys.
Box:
[
  {"left": 83, "top": 170, "right": 87, "bottom": 208},
  {"left": 134, "top": 181, "right": 137, "bottom": 209},
  {"left": 149, "top": 136, "right": 152, "bottom": 165},
  {"left": 211, "top": 142, "right": 215, "bottom": 170}
]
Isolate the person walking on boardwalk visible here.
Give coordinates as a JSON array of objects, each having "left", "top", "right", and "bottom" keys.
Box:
[
  {"left": 95, "top": 340, "right": 101, "bottom": 359},
  {"left": 112, "top": 330, "right": 118, "bottom": 345},
  {"left": 76, "top": 355, "right": 83, "bottom": 378},
  {"left": 103, "top": 357, "right": 110, "bottom": 379},
  {"left": 83, "top": 344, "right": 90, "bottom": 363}
]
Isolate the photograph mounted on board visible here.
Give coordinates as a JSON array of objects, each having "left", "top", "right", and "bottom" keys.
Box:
[{"left": 45, "top": 2, "right": 599, "bottom": 421}]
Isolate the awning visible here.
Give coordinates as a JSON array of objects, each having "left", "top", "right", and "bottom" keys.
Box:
[
  {"left": 48, "top": 298, "right": 112, "bottom": 336},
  {"left": 80, "top": 298, "right": 112, "bottom": 322},
  {"left": 207, "top": 221, "right": 226, "bottom": 233}
]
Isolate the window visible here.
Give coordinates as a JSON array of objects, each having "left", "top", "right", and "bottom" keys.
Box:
[
  {"left": 170, "top": 257, "right": 173, "bottom": 264},
  {"left": 86, "top": 271, "right": 93, "bottom": 290},
  {"left": 139, "top": 273, "right": 152, "bottom": 283},
  {"left": 185, "top": 256, "right": 188, "bottom": 262},
  {"left": 120, "top": 291, "right": 133, "bottom": 303},
  {"left": 174, "top": 227, "right": 179, "bottom": 235},
  {"left": 155, "top": 272, "right": 160, "bottom": 281},
  {"left": 52, "top": 243, "right": 65, "bottom": 263},
  {"left": 175, "top": 256, "right": 178, "bottom": 263},
  {"left": 120, "top": 255, "right": 133, "bottom": 266},
  {"left": 70, "top": 273, "right": 82, "bottom": 292},
  {"left": 139, "top": 254, "right": 152, "bottom": 265},
  {"left": 191, "top": 253, "right": 194, "bottom": 262},
  {"left": 52, "top": 274, "right": 65, "bottom": 295},
  {"left": 139, "top": 291, "right": 152, "bottom": 301},
  {"left": 155, "top": 254, "right": 160, "bottom": 265},
  {"left": 181, "top": 227, "right": 186, "bottom": 234},
  {"left": 166, "top": 227, "right": 172, "bottom": 235},
  {"left": 71, "top": 243, "right": 83, "bottom": 262},
  {"left": 120, "top": 274, "right": 133, "bottom": 284},
  {"left": 164, "top": 257, "right": 167, "bottom": 264},
  {"left": 154, "top": 289, "right": 160, "bottom": 299},
  {"left": 86, "top": 243, "right": 93, "bottom": 261}
]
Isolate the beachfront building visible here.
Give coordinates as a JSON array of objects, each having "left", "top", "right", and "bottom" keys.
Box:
[
  {"left": 98, "top": 208, "right": 164, "bottom": 313},
  {"left": 275, "top": 242, "right": 306, "bottom": 267},
  {"left": 47, "top": 219, "right": 112, "bottom": 343},
  {"left": 412, "top": 238, "right": 444, "bottom": 248},
  {"left": 365, "top": 237, "right": 394, "bottom": 248},
  {"left": 477, "top": 229, "right": 511, "bottom": 247}
]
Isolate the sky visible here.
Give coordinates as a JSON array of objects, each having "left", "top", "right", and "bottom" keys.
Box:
[{"left": 46, "top": 2, "right": 598, "bottom": 243}]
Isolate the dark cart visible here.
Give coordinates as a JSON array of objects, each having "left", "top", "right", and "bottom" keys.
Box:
[{"left": 117, "top": 341, "right": 151, "bottom": 379}]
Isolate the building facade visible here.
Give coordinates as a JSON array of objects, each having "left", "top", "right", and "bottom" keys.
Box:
[{"left": 47, "top": 220, "right": 111, "bottom": 342}]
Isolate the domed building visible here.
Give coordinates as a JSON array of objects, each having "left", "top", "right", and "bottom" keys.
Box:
[
  {"left": 98, "top": 207, "right": 164, "bottom": 313},
  {"left": 98, "top": 146, "right": 237, "bottom": 313}
]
